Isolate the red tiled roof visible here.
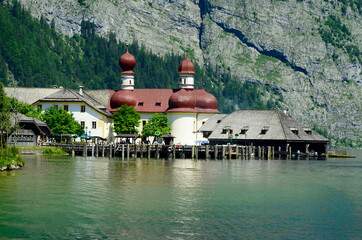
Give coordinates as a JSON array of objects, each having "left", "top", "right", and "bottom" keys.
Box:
[{"left": 107, "top": 89, "right": 220, "bottom": 114}]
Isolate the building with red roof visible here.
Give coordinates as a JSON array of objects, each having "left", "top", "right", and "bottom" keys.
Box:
[{"left": 6, "top": 51, "right": 219, "bottom": 145}]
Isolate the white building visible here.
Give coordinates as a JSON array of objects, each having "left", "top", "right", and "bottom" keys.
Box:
[{"left": 5, "top": 52, "right": 220, "bottom": 145}]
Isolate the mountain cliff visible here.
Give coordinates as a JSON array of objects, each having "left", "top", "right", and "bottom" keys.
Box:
[{"left": 16, "top": 0, "right": 362, "bottom": 146}]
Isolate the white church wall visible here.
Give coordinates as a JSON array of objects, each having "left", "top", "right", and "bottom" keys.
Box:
[{"left": 167, "top": 113, "right": 197, "bottom": 145}]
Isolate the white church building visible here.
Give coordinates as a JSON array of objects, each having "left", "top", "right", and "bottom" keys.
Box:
[{"left": 5, "top": 51, "right": 219, "bottom": 145}]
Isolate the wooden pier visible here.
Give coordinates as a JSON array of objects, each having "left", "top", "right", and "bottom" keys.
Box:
[{"left": 51, "top": 143, "right": 325, "bottom": 160}]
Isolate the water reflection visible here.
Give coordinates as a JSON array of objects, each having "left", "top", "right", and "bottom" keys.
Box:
[{"left": 0, "top": 154, "right": 361, "bottom": 239}]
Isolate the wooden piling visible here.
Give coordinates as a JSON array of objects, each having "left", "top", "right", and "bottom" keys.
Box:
[
  {"left": 173, "top": 144, "right": 176, "bottom": 160},
  {"left": 140, "top": 144, "right": 144, "bottom": 158},
  {"left": 95, "top": 144, "right": 98, "bottom": 157},
  {"left": 267, "top": 146, "right": 272, "bottom": 160},
  {"left": 215, "top": 145, "right": 218, "bottom": 160},
  {"left": 289, "top": 146, "right": 292, "bottom": 159},
  {"left": 272, "top": 146, "right": 274, "bottom": 160},
  {"left": 156, "top": 145, "right": 160, "bottom": 159},
  {"left": 83, "top": 143, "right": 87, "bottom": 157},
  {"left": 205, "top": 145, "right": 209, "bottom": 159},
  {"left": 147, "top": 144, "right": 151, "bottom": 159},
  {"left": 222, "top": 145, "right": 226, "bottom": 160},
  {"left": 191, "top": 146, "right": 195, "bottom": 159},
  {"left": 102, "top": 144, "right": 105, "bottom": 157},
  {"left": 122, "top": 144, "right": 125, "bottom": 160},
  {"left": 127, "top": 144, "right": 130, "bottom": 160},
  {"left": 228, "top": 145, "right": 232, "bottom": 160},
  {"left": 109, "top": 144, "right": 112, "bottom": 158},
  {"left": 278, "top": 146, "right": 281, "bottom": 159}
]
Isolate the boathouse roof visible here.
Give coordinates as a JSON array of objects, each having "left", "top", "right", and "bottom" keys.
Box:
[{"left": 204, "top": 110, "right": 328, "bottom": 142}]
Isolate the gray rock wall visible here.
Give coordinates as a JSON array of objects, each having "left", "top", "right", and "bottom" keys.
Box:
[{"left": 18, "top": 0, "right": 362, "bottom": 145}]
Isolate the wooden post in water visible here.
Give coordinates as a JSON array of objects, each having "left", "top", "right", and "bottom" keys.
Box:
[
  {"left": 195, "top": 146, "right": 198, "bottom": 159},
  {"left": 140, "top": 144, "right": 144, "bottom": 158},
  {"left": 236, "top": 146, "right": 239, "bottom": 160},
  {"left": 109, "top": 144, "right": 112, "bottom": 158},
  {"left": 272, "top": 147, "right": 274, "bottom": 160},
  {"left": 71, "top": 144, "right": 75, "bottom": 157},
  {"left": 147, "top": 144, "right": 151, "bottom": 159},
  {"left": 222, "top": 145, "right": 226, "bottom": 160},
  {"left": 206, "top": 145, "right": 210, "bottom": 159},
  {"left": 156, "top": 145, "right": 160, "bottom": 159},
  {"left": 258, "top": 146, "right": 261, "bottom": 159},
  {"left": 91, "top": 144, "right": 94, "bottom": 157},
  {"left": 127, "top": 144, "right": 130, "bottom": 160},
  {"left": 102, "top": 144, "right": 105, "bottom": 157},
  {"left": 83, "top": 143, "right": 87, "bottom": 157},
  {"left": 278, "top": 146, "right": 281, "bottom": 159},
  {"left": 191, "top": 146, "right": 195, "bottom": 159},
  {"left": 215, "top": 145, "right": 218, "bottom": 160},
  {"left": 95, "top": 144, "right": 99, "bottom": 157},
  {"left": 173, "top": 144, "right": 176, "bottom": 160},
  {"left": 267, "top": 146, "right": 271, "bottom": 160},
  {"left": 241, "top": 146, "right": 244, "bottom": 160},
  {"left": 122, "top": 144, "right": 125, "bottom": 160},
  {"left": 289, "top": 146, "right": 292, "bottom": 159},
  {"left": 228, "top": 145, "right": 232, "bottom": 160}
]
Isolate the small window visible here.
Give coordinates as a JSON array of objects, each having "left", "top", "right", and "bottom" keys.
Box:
[
  {"left": 80, "top": 121, "right": 85, "bottom": 129},
  {"left": 240, "top": 126, "right": 249, "bottom": 134},
  {"left": 201, "top": 121, "right": 206, "bottom": 125},
  {"left": 138, "top": 102, "right": 144, "bottom": 106},
  {"left": 304, "top": 128, "right": 312, "bottom": 135},
  {"left": 92, "top": 121, "right": 97, "bottom": 129},
  {"left": 260, "top": 126, "right": 270, "bottom": 135},
  {"left": 81, "top": 105, "right": 86, "bottom": 112},
  {"left": 54, "top": 105, "right": 58, "bottom": 110},
  {"left": 63, "top": 105, "right": 69, "bottom": 111},
  {"left": 37, "top": 104, "right": 42, "bottom": 110},
  {"left": 217, "top": 120, "right": 222, "bottom": 123},
  {"left": 155, "top": 102, "right": 161, "bottom": 106},
  {"left": 290, "top": 127, "right": 299, "bottom": 135},
  {"left": 142, "top": 120, "right": 147, "bottom": 127}
]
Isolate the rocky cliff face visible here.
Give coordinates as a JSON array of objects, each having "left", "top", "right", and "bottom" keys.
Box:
[{"left": 18, "top": 0, "right": 361, "bottom": 145}]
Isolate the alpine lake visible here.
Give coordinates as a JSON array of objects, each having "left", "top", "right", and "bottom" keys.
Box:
[{"left": 0, "top": 150, "right": 361, "bottom": 239}]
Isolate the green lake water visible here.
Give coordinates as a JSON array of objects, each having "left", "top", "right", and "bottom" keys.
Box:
[{"left": 0, "top": 151, "right": 361, "bottom": 239}]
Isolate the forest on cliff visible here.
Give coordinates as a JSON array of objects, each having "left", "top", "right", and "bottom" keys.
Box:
[{"left": 0, "top": 0, "right": 280, "bottom": 114}]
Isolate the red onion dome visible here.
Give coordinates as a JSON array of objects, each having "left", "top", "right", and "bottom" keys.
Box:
[
  {"left": 169, "top": 89, "right": 196, "bottom": 109},
  {"left": 110, "top": 90, "right": 137, "bottom": 109},
  {"left": 119, "top": 51, "right": 136, "bottom": 71},
  {"left": 178, "top": 56, "right": 195, "bottom": 74},
  {"left": 195, "top": 90, "right": 218, "bottom": 109}
]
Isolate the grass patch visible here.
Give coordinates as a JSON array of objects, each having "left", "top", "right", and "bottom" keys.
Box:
[
  {"left": 233, "top": 53, "right": 253, "bottom": 65},
  {"left": 42, "top": 147, "right": 68, "bottom": 155}
]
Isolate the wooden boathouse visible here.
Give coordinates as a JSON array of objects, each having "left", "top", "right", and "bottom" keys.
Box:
[{"left": 199, "top": 110, "right": 329, "bottom": 155}]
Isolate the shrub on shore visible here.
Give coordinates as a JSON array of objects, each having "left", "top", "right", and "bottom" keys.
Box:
[
  {"left": 0, "top": 147, "right": 25, "bottom": 170},
  {"left": 42, "top": 147, "right": 67, "bottom": 155}
]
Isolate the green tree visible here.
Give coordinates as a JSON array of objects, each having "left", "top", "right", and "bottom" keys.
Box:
[
  {"left": 113, "top": 105, "right": 141, "bottom": 134},
  {"left": 41, "top": 106, "right": 84, "bottom": 136},
  {"left": 0, "top": 82, "right": 11, "bottom": 159},
  {"left": 141, "top": 113, "right": 171, "bottom": 138}
]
